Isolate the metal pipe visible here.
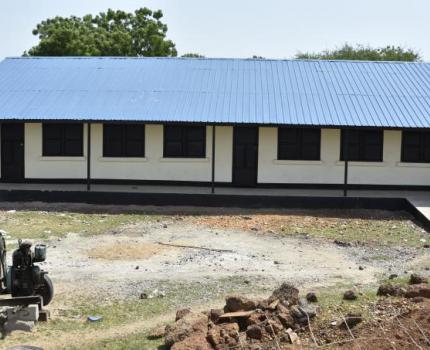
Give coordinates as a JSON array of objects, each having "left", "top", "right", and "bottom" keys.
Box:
[
  {"left": 211, "top": 125, "right": 216, "bottom": 194},
  {"left": 87, "top": 123, "right": 91, "bottom": 191},
  {"left": 343, "top": 129, "right": 349, "bottom": 197}
]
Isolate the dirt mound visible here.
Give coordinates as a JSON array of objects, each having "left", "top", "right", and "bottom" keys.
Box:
[
  {"left": 165, "top": 283, "right": 315, "bottom": 349},
  {"left": 88, "top": 242, "right": 166, "bottom": 260}
]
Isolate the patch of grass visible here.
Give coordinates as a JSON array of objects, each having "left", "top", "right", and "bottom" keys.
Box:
[
  {"left": 1, "top": 277, "right": 271, "bottom": 349},
  {"left": 69, "top": 332, "right": 166, "bottom": 350},
  {"left": 277, "top": 211, "right": 427, "bottom": 247},
  {"left": 0, "top": 210, "right": 160, "bottom": 240}
]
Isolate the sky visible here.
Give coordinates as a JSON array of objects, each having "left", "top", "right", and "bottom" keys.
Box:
[{"left": 0, "top": 0, "right": 429, "bottom": 60}]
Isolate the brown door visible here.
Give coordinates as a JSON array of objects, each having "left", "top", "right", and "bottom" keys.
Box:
[{"left": 1, "top": 123, "right": 25, "bottom": 181}]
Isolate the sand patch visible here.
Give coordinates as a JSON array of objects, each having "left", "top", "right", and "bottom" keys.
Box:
[{"left": 88, "top": 242, "right": 166, "bottom": 260}]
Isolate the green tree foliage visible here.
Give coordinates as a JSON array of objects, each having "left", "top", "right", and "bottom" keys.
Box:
[
  {"left": 181, "top": 53, "right": 205, "bottom": 58},
  {"left": 296, "top": 44, "right": 421, "bottom": 62},
  {"left": 26, "top": 8, "right": 177, "bottom": 57}
]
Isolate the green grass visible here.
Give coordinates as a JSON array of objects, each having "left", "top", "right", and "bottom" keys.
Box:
[
  {"left": 0, "top": 210, "right": 160, "bottom": 240},
  {"left": 279, "top": 211, "right": 428, "bottom": 247},
  {"left": 68, "top": 333, "right": 166, "bottom": 350}
]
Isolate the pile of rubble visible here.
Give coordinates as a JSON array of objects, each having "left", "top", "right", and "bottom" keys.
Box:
[
  {"left": 164, "top": 283, "right": 318, "bottom": 350},
  {"left": 377, "top": 273, "right": 430, "bottom": 300}
]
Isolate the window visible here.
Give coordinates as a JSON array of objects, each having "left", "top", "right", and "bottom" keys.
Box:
[
  {"left": 164, "top": 125, "right": 206, "bottom": 158},
  {"left": 42, "top": 123, "right": 83, "bottom": 157},
  {"left": 402, "top": 130, "right": 430, "bottom": 163},
  {"left": 340, "top": 129, "right": 383, "bottom": 162},
  {"left": 103, "top": 124, "right": 145, "bottom": 157},
  {"left": 278, "top": 128, "right": 321, "bottom": 160}
]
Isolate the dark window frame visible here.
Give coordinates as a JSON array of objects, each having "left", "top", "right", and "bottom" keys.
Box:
[
  {"left": 103, "top": 124, "right": 145, "bottom": 158},
  {"left": 42, "top": 123, "right": 84, "bottom": 157},
  {"left": 401, "top": 130, "right": 430, "bottom": 163},
  {"left": 340, "top": 129, "right": 384, "bottom": 162},
  {"left": 163, "top": 125, "right": 206, "bottom": 158},
  {"left": 277, "top": 128, "right": 321, "bottom": 161}
]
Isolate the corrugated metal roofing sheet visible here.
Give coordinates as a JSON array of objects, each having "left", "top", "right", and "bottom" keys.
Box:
[{"left": 0, "top": 57, "right": 429, "bottom": 128}]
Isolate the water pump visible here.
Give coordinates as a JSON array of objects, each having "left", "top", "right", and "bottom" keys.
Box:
[{"left": 0, "top": 234, "right": 53, "bottom": 306}]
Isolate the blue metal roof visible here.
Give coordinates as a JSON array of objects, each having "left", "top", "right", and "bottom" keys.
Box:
[{"left": 0, "top": 57, "right": 429, "bottom": 128}]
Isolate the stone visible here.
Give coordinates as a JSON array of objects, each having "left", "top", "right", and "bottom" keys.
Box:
[
  {"left": 339, "top": 313, "right": 363, "bottom": 329},
  {"left": 286, "top": 328, "right": 301, "bottom": 345},
  {"left": 334, "top": 240, "right": 352, "bottom": 247},
  {"left": 225, "top": 295, "right": 256, "bottom": 312},
  {"left": 405, "top": 284, "right": 430, "bottom": 299},
  {"left": 270, "top": 283, "right": 299, "bottom": 306},
  {"left": 209, "top": 309, "right": 223, "bottom": 323},
  {"left": 171, "top": 334, "right": 212, "bottom": 350},
  {"left": 6, "top": 305, "right": 39, "bottom": 322},
  {"left": 278, "top": 311, "right": 295, "bottom": 329},
  {"left": 3, "top": 320, "right": 34, "bottom": 334},
  {"left": 410, "top": 273, "right": 428, "bottom": 285},
  {"left": 377, "top": 284, "right": 406, "bottom": 297},
  {"left": 343, "top": 290, "right": 357, "bottom": 301},
  {"left": 165, "top": 312, "right": 208, "bottom": 347},
  {"left": 389, "top": 274, "right": 398, "bottom": 280},
  {"left": 246, "top": 325, "right": 263, "bottom": 340},
  {"left": 207, "top": 323, "right": 239, "bottom": 348},
  {"left": 175, "top": 308, "right": 192, "bottom": 321},
  {"left": 265, "top": 319, "right": 283, "bottom": 335},
  {"left": 306, "top": 292, "right": 318, "bottom": 303}
]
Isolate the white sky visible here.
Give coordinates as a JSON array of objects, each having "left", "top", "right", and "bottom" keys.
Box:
[{"left": 0, "top": 0, "right": 428, "bottom": 60}]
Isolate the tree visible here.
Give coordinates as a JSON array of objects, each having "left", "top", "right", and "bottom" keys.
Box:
[
  {"left": 181, "top": 53, "right": 205, "bottom": 58},
  {"left": 26, "top": 8, "right": 177, "bottom": 57},
  {"left": 296, "top": 44, "right": 421, "bottom": 62}
]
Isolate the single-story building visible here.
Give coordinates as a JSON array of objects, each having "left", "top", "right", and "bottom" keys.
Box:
[{"left": 0, "top": 57, "right": 429, "bottom": 190}]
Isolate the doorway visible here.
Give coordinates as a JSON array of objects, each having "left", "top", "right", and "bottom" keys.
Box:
[
  {"left": 233, "top": 127, "right": 258, "bottom": 187},
  {"left": 1, "top": 123, "right": 24, "bottom": 182}
]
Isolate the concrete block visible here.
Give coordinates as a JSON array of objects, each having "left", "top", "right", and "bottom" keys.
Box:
[
  {"left": 6, "top": 305, "right": 39, "bottom": 322},
  {"left": 3, "top": 320, "right": 34, "bottom": 334}
]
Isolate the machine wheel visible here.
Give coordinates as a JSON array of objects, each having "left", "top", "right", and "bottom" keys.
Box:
[{"left": 38, "top": 274, "right": 54, "bottom": 306}]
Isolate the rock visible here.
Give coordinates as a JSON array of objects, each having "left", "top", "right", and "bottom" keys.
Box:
[
  {"left": 410, "top": 296, "right": 425, "bottom": 303},
  {"left": 410, "top": 273, "right": 428, "bottom": 285},
  {"left": 176, "top": 308, "right": 192, "bottom": 321},
  {"left": 148, "top": 325, "right": 166, "bottom": 339},
  {"left": 209, "top": 309, "right": 223, "bottom": 323},
  {"left": 246, "top": 324, "right": 263, "bottom": 340},
  {"left": 359, "top": 266, "right": 364, "bottom": 271},
  {"left": 286, "top": 328, "right": 301, "bottom": 345},
  {"left": 298, "top": 302, "right": 318, "bottom": 319},
  {"left": 270, "top": 283, "right": 299, "bottom": 306},
  {"left": 207, "top": 322, "right": 239, "bottom": 348},
  {"left": 140, "top": 293, "right": 148, "bottom": 299},
  {"left": 377, "top": 284, "right": 406, "bottom": 297},
  {"left": 135, "top": 266, "right": 139, "bottom": 270},
  {"left": 265, "top": 319, "right": 283, "bottom": 335},
  {"left": 334, "top": 240, "right": 352, "bottom": 247},
  {"left": 165, "top": 312, "right": 208, "bottom": 347},
  {"left": 278, "top": 311, "right": 295, "bottom": 329},
  {"left": 389, "top": 274, "right": 398, "bottom": 280},
  {"left": 343, "top": 290, "right": 357, "bottom": 300},
  {"left": 339, "top": 313, "right": 363, "bottom": 329},
  {"left": 242, "top": 216, "right": 252, "bottom": 220},
  {"left": 225, "top": 295, "right": 257, "bottom": 312},
  {"left": 306, "top": 292, "right": 318, "bottom": 303},
  {"left": 171, "top": 334, "right": 212, "bottom": 350},
  {"left": 163, "top": 224, "right": 168, "bottom": 228},
  {"left": 405, "top": 284, "right": 430, "bottom": 299},
  {"left": 3, "top": 320, "right": 34, "bottom": 334},
  {"left": 250, "top": 227, "right": 259, "bottom": 231}
]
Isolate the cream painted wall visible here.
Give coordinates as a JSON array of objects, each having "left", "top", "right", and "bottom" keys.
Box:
[
  {"left": 21, "top": 123, "right": 430, "bottom": 185},
  {"left": 25, "top": 123, "right": 88, "bottom": 179},
  {"left": 258, "top": 127, "right": 430, "bottom": 186},
  {"left": 90, "top": 124, "right": 233, "bottom": 182}
]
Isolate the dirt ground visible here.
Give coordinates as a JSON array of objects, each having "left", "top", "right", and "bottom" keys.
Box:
[{"left": 0, "top": 203, "right": 429, "bottom": 349}]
